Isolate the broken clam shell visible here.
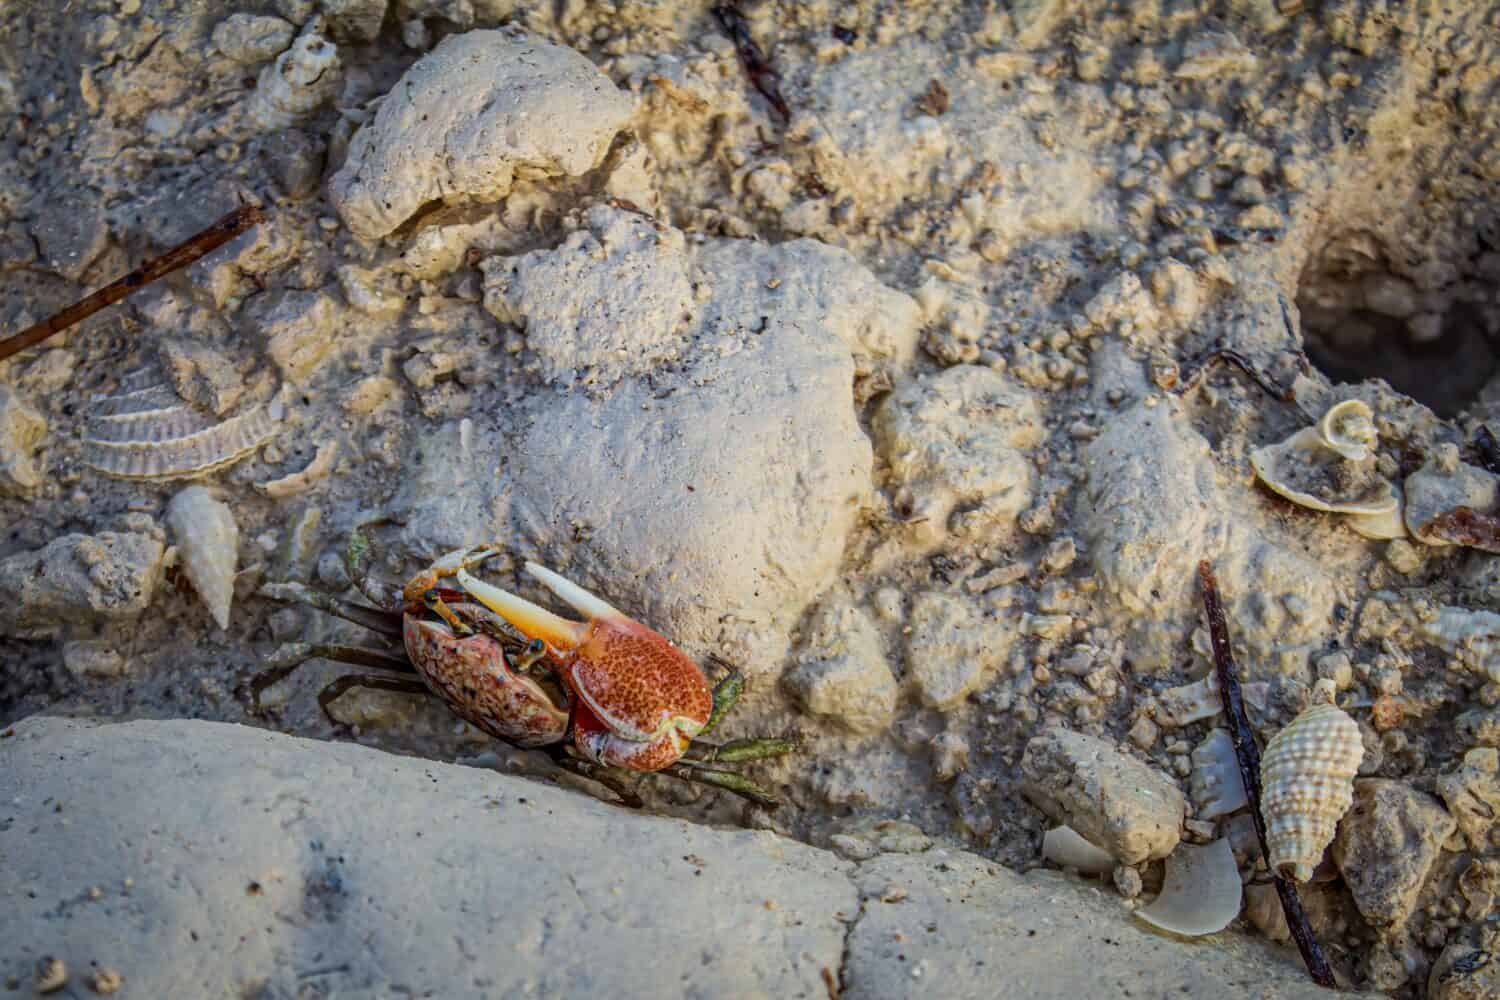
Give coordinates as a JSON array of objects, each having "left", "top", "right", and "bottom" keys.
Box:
[
  {"left": 1260, "top": 681, "right": 1363, "bottom": 883},
  {"left": 166, "top": 486, "right": 239, "bottom": 630},
  {"left": 1134, "top": 837, "right": 1241, "bottom": 937},
  {"left": 1042, "top": 825, "right": 1115, "bottom": 875}
]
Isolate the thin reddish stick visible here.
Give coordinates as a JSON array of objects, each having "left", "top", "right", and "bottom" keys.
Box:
[
  {"left": 0, "top": 204, "right": 266, "bottom": 365},
  {"left": 1197, "top": 560, "right": 1336, "bottom": 989}
]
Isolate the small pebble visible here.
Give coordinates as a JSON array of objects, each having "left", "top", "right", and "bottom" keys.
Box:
[
  {"left": 34, "top": 957, "right": 67, "bottom": 994},
  {"left": 89, "top": 968, "right": 124, "bottom": 995}
]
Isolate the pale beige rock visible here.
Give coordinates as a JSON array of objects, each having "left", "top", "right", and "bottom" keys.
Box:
[
  {"left": 1332, "top": 778, "right": 1457, "bottom": 930},
  {"left": 904, "top": 591, "right": 1018, "bottom": 710},
  {"left": 1020, "top": 727, "right": 1185, "bottom": 864},
  {"left": 0, "top": 718, "right": 854, "bottom": 999},
  {"left": 843, "top": 853, "right": 1337, "bottom": 999},
  {"left": 1436, "top": 748, "right": 1500, "bottom": 852},
  {"left": 0, "top": 385, "right": 46, "bottom": 497},
  {"left": 784, "top": 593, "right": 898, "bottom": 734},
  {"left": 873, "top": 366, "right": 1042, "bottom": 541},
  {"left": 328, "top": 31, "right": 633, "bottom": 240},
  {"left": 0, "top": 533, "right": 165, "bottom": 639}
]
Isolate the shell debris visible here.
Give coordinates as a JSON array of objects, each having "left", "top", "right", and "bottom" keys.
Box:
[
  {"left": 166, "top": 485, "right": 240, "bottom": 630},
  {"left": 256, "top": 439, "right": 340, "bottom": 499},
  {"left": 1260, "top": 680, "right": 1363, "bottom": 883},
  {"left": 1250, "top": 399, "right": 1397, "bottom": 516},
  {"left": 1134, "top": 837, "right": 1241, "bottom": 938},
  {"left": 82, "top": 370, "right": 282, "bottom": 481}
]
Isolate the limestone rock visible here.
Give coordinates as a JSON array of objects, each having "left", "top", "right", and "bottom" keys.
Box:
[
  {"left": 482, "top": 206, "right": 694, "bottom": 386},
  {"left": 783, "top": 593, "right": 898, "bottom": 734},
  {"left": 1331, "top": 778, "right": 1456, "bottom": 930},
  {"left": 0, "top": 717, "right": 855, "bottom": 999},
  {"left": 0, "top": 532, "right": 165, "bottom": 639},
  {"left": 843, "top": 853, "right": 1336, "bottom": 999},
  {"left": 210, "top": 13, "right": 295, "bottom": 63},
  {"left": 1080, "top": 401, "right": 1224, "bottom": 671},
  {"left": 0, "top": 385, "right": 46, "bottom": 497},
  {"left": 244, "top": 288, "right": 340, "bottom": 384},
  {"left": 1020, "top": 727, "right": 1185, "bottom": 864},
  {"left": 905, "top": 591, "right": 1018, "bottom": 710},
  {"left": 1437, "top": 748, "right": 1500, "bottom": 852},
  {"left": 872, "top": 366, "right": 1042, "bottom": 541},
  {"left": 328, "top": 31, "right": 634, "bottom": 240}
]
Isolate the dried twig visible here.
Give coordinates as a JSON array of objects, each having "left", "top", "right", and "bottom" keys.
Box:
[
  {"left": 1179, "top": 347, "right": 1295, "bottom": 403},
  {"left": 1197, "top": 560, "right": 1336, "bottom": 990},
  {"left": 712, "top": 5, "right": 790, "bottom": 122},
  {"left": 0, "top": 204, "right": 266, "bottom": 366}
]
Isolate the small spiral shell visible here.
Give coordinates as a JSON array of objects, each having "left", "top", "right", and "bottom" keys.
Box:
[
  {"left": 166, "top": 486, "right": 239, "bottom": 630},
  {"left": 1260, "top": 692, "right": 1363, "bottom": 883}
]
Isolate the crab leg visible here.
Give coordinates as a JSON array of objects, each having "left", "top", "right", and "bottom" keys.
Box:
[
  {"left": 700, "top": 671, "right": 744, "bottom": 736},
  {"left": 248, "top": 642, "right": 413, "bottom": 715},
  {"left": 258, "top": 582, "right": 403, "bottom": 638},
  {"left": 547, "top": 750, "right": 645, "bottom": 809},
  {"left": 660, "top": 762, "right": 781, "bottom": 809},
  {"left": 318, "top": 673, "right": 433, "bottom": 729},
  {"left": 685, "top": 736, "right": 800, "bottom": 764}
]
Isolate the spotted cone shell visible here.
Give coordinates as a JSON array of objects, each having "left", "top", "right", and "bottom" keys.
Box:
[{"left": 1260, "top": 699, "right": 1363, "bottom": 883}]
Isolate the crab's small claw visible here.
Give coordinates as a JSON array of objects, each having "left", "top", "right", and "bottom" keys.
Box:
[
  {"left": 523, "top": 562, "right": 621, "bottom": 622},
  {"left": 456, "top": 568, "right": 588, "bottom": 653}
]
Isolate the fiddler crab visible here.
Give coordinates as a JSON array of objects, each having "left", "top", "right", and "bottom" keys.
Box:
[{"left": 250, "top": 542, "right": 797, "bottom": 809}]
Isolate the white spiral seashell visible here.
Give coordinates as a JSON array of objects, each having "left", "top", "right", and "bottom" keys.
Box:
[
  {"left": 248, "top": 23, "right": 340, "bottom": 131},
  {"left": 166, "top": 486, "right": 240, "bottom": 630},
  {"left": 1316, "top": 399, "right": 1377, "bottom": 462},
  {"left": 1260, "top": 689, "right": 1363, "bottom": 883}
]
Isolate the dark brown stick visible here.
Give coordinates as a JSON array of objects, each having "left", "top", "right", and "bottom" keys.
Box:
[
  {"left": 712, "top": 5, "right": 790, "bottom": 122},
  {"left": 0, "top": 204, "right": 266, "bottom": 365},
  {"left": 1197, "top": 560, "right": 1336, "bottom": 990},
  {"left": 1180, "top": 348, "right": 1295, "bottom": 403}
]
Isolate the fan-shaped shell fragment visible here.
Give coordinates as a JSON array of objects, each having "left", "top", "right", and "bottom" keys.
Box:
[
  {"left": 1260, "top": 694, "right": 1363, "bottom": 883},
  {"left": 166, "top": 486, "right": 239, "bottom": 630},
  {"left": 82, "top": 373, "right": 281, "bottom": 481}
]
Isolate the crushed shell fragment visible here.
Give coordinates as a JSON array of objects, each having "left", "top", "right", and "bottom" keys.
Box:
[
  {"left": 247, "top": 21, "right": 340, "bottom": 130},
  {"left": 1042, "top": 825, "right": 1115, "bottom": 875},
  {"left": 1259, "top": 690, "right": 1363, "bottom": 883},
  {"left": 83, "top": 372, "right": 282, "bottom": 481},
  {"left": 1134, "top": 837, "right": 1241, "bottom": 937},
  {"left": 166, "top": 486, "right": 239, "bottom": 630}
]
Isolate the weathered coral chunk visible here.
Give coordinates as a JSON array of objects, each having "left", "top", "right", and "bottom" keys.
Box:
[
  {"left": 0, "top": 532, "right": 165, "bottom": 639},
  {"left": 328, "top": 31, "right": 634, "bottom": 240},
  {"left": 1436, "top": 748, "right": 1499, "bottom": 852},
  {"left": 166, "top": 487, "right": 240, "bottom": 630},
  {"left": 1260, "top": 683, "right": 1363, "bottom": 882},
  {"left": 905, "top": 591, "right": 1018, "bottom": 710},
  {"left": 783, "top": 593, "right": 897, "bottom": 734},
  {"left": 1331, "top": 778, "right": 1456, "bottom": 930},
  {"left": 1020, "top": 727, "right": 1185, "bottom": 864}
]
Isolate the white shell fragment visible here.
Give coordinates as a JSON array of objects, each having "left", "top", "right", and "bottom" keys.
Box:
[
  {"left": 1260, "top": 681, "right": 1363, "bottom": 883},
  {"left": 1403, "top": 447, "right": 1500, "bottom": 547},
  {"left": 166, "top": 486, "right": 239, "bottom": 630},
  {"left": 1042, "top": 825, "right": 1116, "bottom": 875},
  {"left": 1316, "top": 399, "right": 1378, "bottom": 461},
  {"left": 328, "top": 31, "right": 635, "bottom": 241},
  {"left": 82, "top": 371, "right": 282, "bottom": 481},
  {"left": 1134, "top": 838, "right": 1241, "bottom": 938},
  {"left": 1250, "top": 399, "right": 1397, "bottom": 516},
  {"left": 1190, "top": 728, "right": 1249, "bottom": 820},
  {"left": 247, "top": 20, "right": 340, "bottom": 131},
  {"left": 256, "top": 440, "right": 339, "bottom": 499},
  {"left": 1344, "top": 484, "right": 1410, "bottom": 540}
]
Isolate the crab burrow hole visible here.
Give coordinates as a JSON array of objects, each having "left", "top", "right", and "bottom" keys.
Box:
[{"left": 1295, "top": 216, "right": 1500, "bottom": 419}]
